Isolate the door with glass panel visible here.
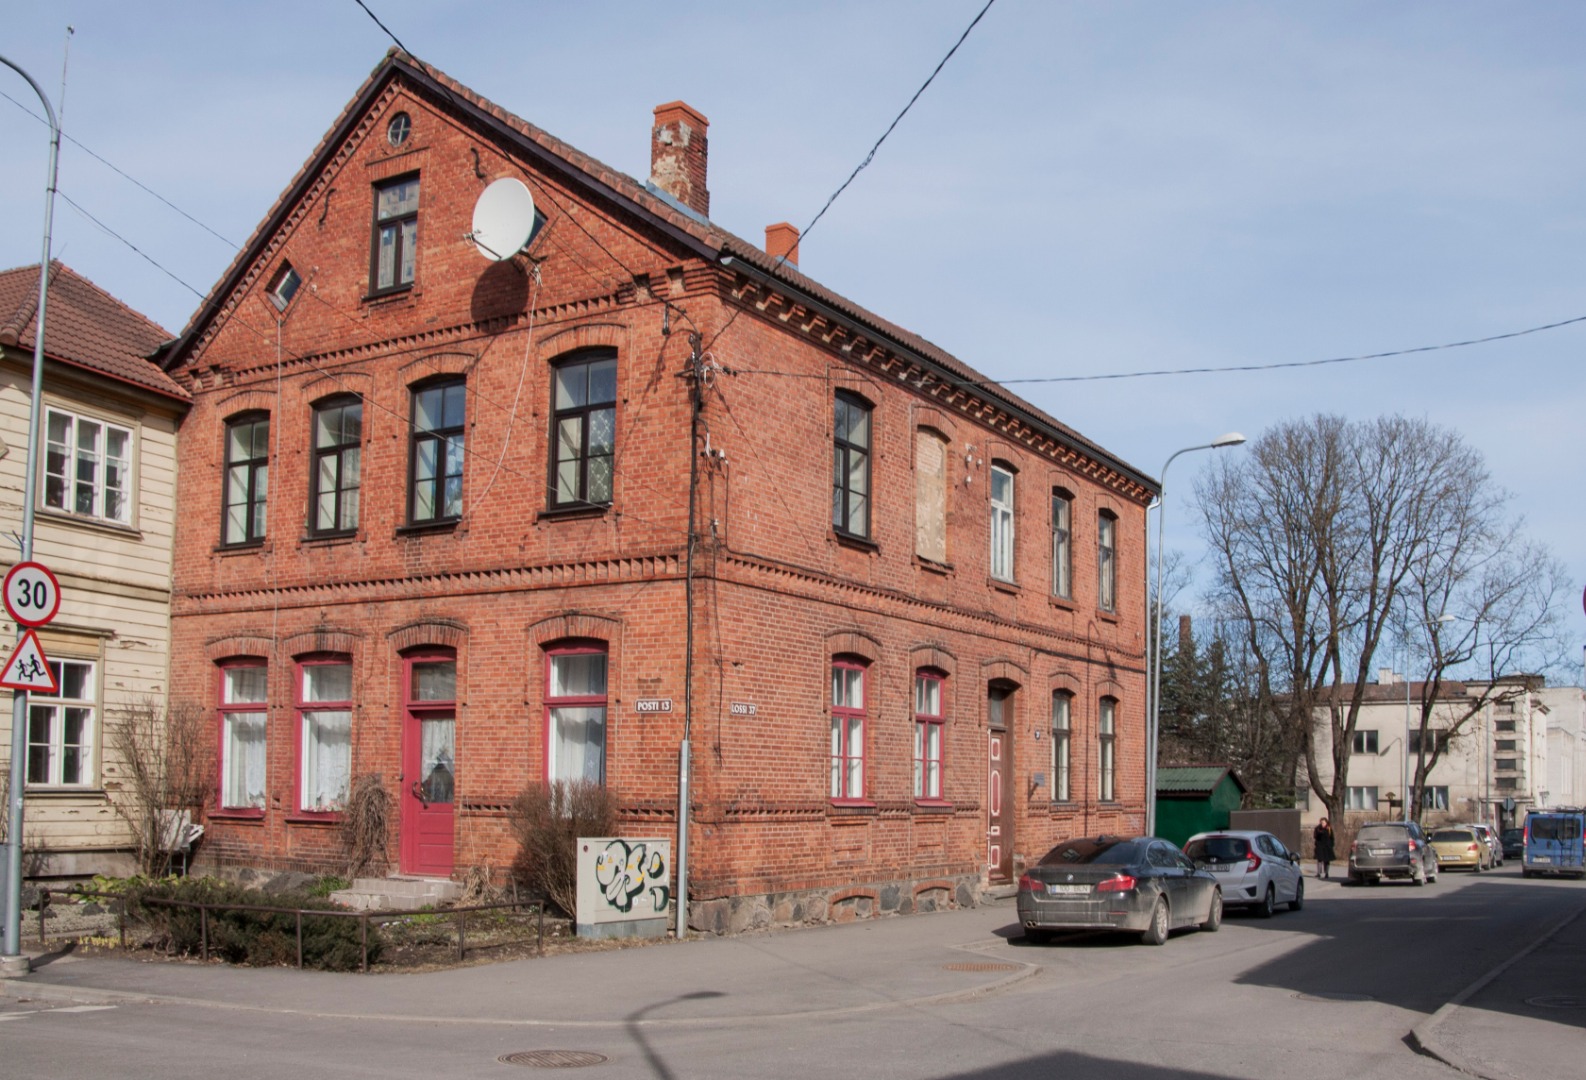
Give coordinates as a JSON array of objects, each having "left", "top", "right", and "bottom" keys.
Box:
[{"left": 401, "top": 654, "right": 456, "bottom": 877}]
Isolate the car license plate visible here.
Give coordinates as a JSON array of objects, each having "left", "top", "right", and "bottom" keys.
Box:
[
  {"left": 1533, "top": 855, "right": 1551, "bottom": 863},
  {"left": 1046, "top": 884, "right": 1090, "bottom": 895},
  {"left": 1210, "top": 863, "right": 1235, "bottom": 872},
  {"left": 1370, "top": 848, "right": 1392, "bottom": 856}
]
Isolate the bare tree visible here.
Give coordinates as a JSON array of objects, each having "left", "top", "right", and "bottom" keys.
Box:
[
  {"left": 110, "top": 699, "right": 214, "bottom": 876},
  {"left": 1195, "top": 415, "right": 1569, "bottom": 825}
]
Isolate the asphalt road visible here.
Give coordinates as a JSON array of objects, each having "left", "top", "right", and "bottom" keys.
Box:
[{"left": 3, "top": 865, "right": 1581, "bottom": 1080}]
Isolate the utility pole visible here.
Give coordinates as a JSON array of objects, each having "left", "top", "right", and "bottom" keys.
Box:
[
  {"left": 676, "top": 329, "right": 703, "bottom": 940},
  {"left": 1, "top": 53, "right": 61, "bottom": 976}
]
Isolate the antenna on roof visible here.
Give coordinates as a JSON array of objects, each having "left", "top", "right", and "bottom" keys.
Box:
[{"left": 467, "top": 178, "right": 536, "bottom": 262}]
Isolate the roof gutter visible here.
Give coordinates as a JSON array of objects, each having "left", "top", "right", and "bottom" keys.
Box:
[{"left": 720, "top": 255, "right": 1157, "bottom": 495}]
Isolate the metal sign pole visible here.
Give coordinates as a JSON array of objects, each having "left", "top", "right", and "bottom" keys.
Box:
[{"left": 0, "top": 53, "right": 60, "bottom": 971}]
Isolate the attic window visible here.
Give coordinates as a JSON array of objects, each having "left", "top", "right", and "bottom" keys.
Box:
[
  {"left": 268, "top": 264, "right": 302, "bottom": 311},
  {"left": 387, "top": 112, "right": 411, "bottom": 148}
]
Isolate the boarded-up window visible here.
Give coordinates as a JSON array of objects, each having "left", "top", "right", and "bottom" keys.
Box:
[{"left": 915, "top": 429, "right": 948, "bottom": 562}]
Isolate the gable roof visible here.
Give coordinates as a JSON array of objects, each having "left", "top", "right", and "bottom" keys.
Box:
[
  {"left": 1156, "top": 765, "right": 1248, "bottom": 797},
  {"left": 0, "top": 262, "right": 186, "bottom": 402},
  {"left": 166, "top": 49, "right": 1152, "bottom": 493}
]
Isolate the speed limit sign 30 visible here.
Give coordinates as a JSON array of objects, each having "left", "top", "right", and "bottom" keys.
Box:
[{"left": 4, "top": 561, "right": 62, "bottom": 627}]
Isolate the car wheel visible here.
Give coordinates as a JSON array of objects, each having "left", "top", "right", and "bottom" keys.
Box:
[
  {"left": 1522, "top": 869, "right": 1534, "bottom": 879},
  {"left": 1473, "top": 860, "right": 1482, "bottom": 874},
  {"left": 1141, "top": 897, "right": 1170, "bottom": 945},
  {"left": 1200, "top": 889, "right": 1223, "bottom": 933},
  {"left": 1413, "top": 862, "right": 1426, "bottom": 886},
  {"left": 1429, "top": 858, "right": 1438, "bottom": 884},
  {"left": 1257, "top": 884, "right": 1276, "bottom": 918},
  {"left": 1024, "top": 928, "right": 1052, "bottom": 945},
  {"left": 1289, "top": 878, "right": 1305, "bottom": 912}
]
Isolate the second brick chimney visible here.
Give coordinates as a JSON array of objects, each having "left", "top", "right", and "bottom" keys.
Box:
[
  {"left": 650, "top": 101, "right": 710, "bottom": 218},
  {"left": 765, "top": 222, "right": 800, "bottom": 266}
]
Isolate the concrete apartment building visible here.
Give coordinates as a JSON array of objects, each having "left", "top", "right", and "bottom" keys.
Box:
[
  {"left": 158, "top": 51, "right": 1157, "bottom": 931},
  {"left": 0, "top": 262, "right": 187, "bottom": 878},
  {"left": 1300, "top": 670, "right": 1562, "bottom": 835}
]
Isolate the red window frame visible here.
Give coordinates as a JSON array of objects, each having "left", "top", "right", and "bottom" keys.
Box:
[
  {"left": 913, "top": 670, "right": 947, "bottom": 803},
  {"left": 215, "top": 659, "right": 268, "bottom": 818},
  {"left": 543, "top": 641, "right": 608, "bottom": 784},
  {"left": 831, "top": 657, "right": 868, "bottom": 803},
  {"left": 292, "top": 654, "right": 353, "bottom": 818}
]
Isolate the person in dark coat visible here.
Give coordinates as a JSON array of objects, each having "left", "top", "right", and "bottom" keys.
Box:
[{"left": 1313, "top": 817, "right": 1337, "bottom": 879}]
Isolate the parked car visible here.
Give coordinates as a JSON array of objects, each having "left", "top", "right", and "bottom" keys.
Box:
[
  {"left": 1018, "top": 836, "right": 1222, "bottom": 945},
  {"left": 1183, "top": 830, "right": 1304, "bottom": 916},
  {"left": 1429, "top": 827, "right": 1491, "bottom": 872},
  {"left": 1464, "top": 823, "right": 1502, "bottom": 867},
  {"left": 1348, "top": 821, "right": 1439, "bottom": 885},
  {"left": 1501, "top": 827, "right": 1525, "bottom": 861},
  {"left": 1522, "top": 808, "right": 1586, "bottom": 879}
]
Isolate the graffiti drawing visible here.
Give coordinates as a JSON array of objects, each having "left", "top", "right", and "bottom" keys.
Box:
[{"left": 593, "top": 839, "right": 671, "bottom": 914}]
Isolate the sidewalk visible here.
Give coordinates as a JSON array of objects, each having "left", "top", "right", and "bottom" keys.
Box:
[
  {"left": 6, "top": 892, "right": 1583, "bottom": 1079},
  {"left": 1410, "top": 897, "right": 1586, "bottom": 1080},
  {"left": 1, "top": 902, "right": 1036, "bottom": 1027}
]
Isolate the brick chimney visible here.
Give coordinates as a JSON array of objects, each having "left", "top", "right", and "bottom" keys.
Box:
[
  {"left": 765, "top": 222, "right": 800, "bottom": 266},
  {"left": 650, "top": 101, "right": 710, "bottom": 217}
]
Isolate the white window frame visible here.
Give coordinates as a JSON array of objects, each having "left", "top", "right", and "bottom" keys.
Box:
[
  {"left": 1098, "top": 697, "right": 1116, "bottom": 802},
  {"left": 26, "top": 658, "right": 96, "bottom": 788},
  {"left": 1346, "top": 785, "right": 1379, "bottom": 811},
  {"left": 1051, "top": 691, "right": 1072, "bottom": 802},
  {"left": 1421, "top": 786, "right": 1450, "bottom": 811},
  {"left": 990, "top": 464, "right": 1014, "bottom": 582},
  {"left": 1097, "top": 512, "right": 1117, "bottom": 611},
  {"left": 1352, "top": 729, "right": 1379, "bottom": 754},
  {"left": 44, "top": 408, "right": 133, "bottom": 525},
  {"left": 913, "top": 671, "right": 944, "bottom": 800}
]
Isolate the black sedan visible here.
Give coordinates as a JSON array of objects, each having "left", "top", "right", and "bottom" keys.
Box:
[{"left": 1017, "top": 835, "right": 1223, "bottom": 945}]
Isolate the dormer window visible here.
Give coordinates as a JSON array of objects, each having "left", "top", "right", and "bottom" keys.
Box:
[{"left": 268, "top": 263, "right": 302, "bottom": 312}]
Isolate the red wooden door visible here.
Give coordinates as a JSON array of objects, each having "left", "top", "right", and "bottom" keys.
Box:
[{"left": 400, "top": 655, "right": 456, "bottom": 877}]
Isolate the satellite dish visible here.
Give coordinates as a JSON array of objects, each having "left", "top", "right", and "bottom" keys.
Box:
[{"left": 470, "top": 178, "right": 536, "bottom": 261}]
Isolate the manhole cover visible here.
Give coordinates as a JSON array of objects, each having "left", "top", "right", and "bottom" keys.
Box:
[
  {"left": 498, "top": 1051, "right": 609, "bottom": 1068},
  {"left": 1526, "top": 995, "right": 1586, "bottom": 1010},
  {"left": 943, "top": 962, "right": 1021, "bottom": 972},
  {"left": 1295, "top": 992, "right": 1375, "bottom": 1003}
]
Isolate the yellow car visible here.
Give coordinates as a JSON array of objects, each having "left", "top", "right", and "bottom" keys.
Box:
[{"left": 1429, "top": 827, "right": 1492, "bottom": 872}]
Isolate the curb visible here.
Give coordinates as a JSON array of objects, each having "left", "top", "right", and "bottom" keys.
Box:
[{"left": 1407, "top": 902, "right": 1586, "bottom": 1078}]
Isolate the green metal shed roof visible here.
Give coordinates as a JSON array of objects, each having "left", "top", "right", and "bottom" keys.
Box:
[{"left": 1156, "top": 766, "right": 1247, "bottom": 797}]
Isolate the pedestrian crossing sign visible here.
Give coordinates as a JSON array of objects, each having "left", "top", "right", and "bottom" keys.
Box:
[{"left": 1, "top": 629, "right": 57, "bottom": 693}]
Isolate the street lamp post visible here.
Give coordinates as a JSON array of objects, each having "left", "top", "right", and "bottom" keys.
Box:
[
  {"left": 0, "top": 53, "right": 62, "bottom": 973},
  {"left": 1146, "top": 432, "right": 1245, "bottom": 837}
]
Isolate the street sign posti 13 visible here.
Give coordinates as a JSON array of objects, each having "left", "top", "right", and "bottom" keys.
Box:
[{"left": 3, "top": 561, "right": 61, "bottom": 628}]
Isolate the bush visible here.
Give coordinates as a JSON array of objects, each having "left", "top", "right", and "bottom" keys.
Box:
[
  {"left": 124, "top": 877, "right": 380, "bottom": 971},
  {"left": 339, "top": 774, "right": 392, "bottom": 878},
  {"left": 508, "top": 780, "right": 620, "bottom": 918}
]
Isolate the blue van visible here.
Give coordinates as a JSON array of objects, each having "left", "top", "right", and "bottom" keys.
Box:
[{"left": 1521, "top": 809, "right": 1585, "bottom": 879}]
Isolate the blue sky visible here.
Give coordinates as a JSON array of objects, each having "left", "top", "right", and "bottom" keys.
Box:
[{"left": 3, "top": 2, "right": 1583, "bottom": 656}]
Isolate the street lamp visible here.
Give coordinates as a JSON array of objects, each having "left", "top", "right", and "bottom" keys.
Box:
[{"left": 1146, "top": 432, "right": 1245, "bottom": 837}]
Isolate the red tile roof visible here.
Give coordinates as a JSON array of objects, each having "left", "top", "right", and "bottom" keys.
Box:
[{"left": 0, "top": 262, "right": 186, "bottom": 401}]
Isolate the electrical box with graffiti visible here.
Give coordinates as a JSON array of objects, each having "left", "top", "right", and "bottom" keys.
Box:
[{"left": 575, "top": 837, "right": 673, "bottom": 940}]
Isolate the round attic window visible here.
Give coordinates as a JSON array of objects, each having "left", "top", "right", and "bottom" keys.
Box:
[{"left": 387, "top": 112, "right": 412, "bottom": 148}]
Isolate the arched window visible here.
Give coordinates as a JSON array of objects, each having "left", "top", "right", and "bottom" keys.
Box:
[
  {"left": 223, "top": 412, "right": 270, "bottom": 545},
  {"left": 546, "top": 642, "right": 608, "bottom": 784},
  {"left": 1051, "top": 488, "right": 1073, "bottom": 599},
  {"left": 295, "top": 655, "right": 353, "bottom": 813},
  {"left": 1097, "top": 511, "right": 1118, "bottom": 612},
  {"left": 833, "top": 391, "right": 872, "bottom": 538},
  {"left": 1098, "top": 697, "right": 1118, "bottom": 802},
  {"left": 217, "top": 660, "right": 268, "bottom": 812},
  {"left": 410, "top": 379, "right": 465, "bottom": 524},
  {"left": 1051, "top": 691, "right": 1073, "bottom": 802},
  {"left": 550, "top": 351, "right": 617, "bottom": 507},
  {"left": 831, "top": 656, "right": 868, "bottom": 800},
  {"left": 914, "top": 669, "right": 946, "bottom": 800},
  {"left": 310, "top": 395, "right": 363, "bottom": 535},
  {"left": 990, "top": 463, "right": 1015, "bottom": 582}
]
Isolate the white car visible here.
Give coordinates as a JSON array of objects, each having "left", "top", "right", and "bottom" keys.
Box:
[{"left": 1184, "top": 830, "right": 1305, "bottom": 917}]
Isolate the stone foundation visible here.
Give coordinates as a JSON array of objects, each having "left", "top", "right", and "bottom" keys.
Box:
[{"left": 688, "top": 875, "right": 979, "bottom": 936}]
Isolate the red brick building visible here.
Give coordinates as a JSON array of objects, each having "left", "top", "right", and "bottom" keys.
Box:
[{"left": 161, "top": 50, "right": 1157, "bottom": 932}]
